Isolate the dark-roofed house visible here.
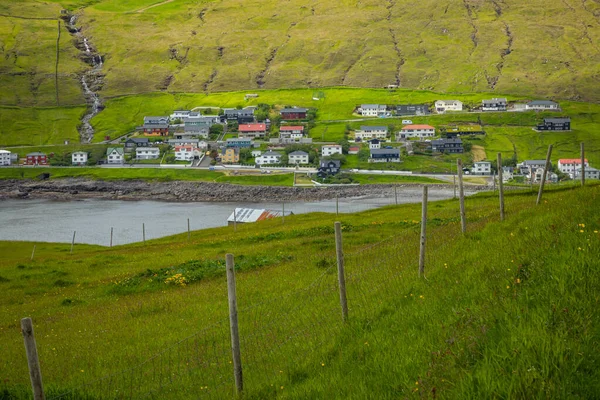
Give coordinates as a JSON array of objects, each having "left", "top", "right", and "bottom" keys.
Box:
[
  {"left": 317, "top": 159, "right": 341, "bottom": 178},
  {"left": 25, "top": 152, "right": 48, "bottom": 165},
  {"left": 225, "top": 138, "right": 254, "bottom": 148},
  {"left": 536, "top": 117, "right": 571, "bottom": 131},
  {"left": 369, "top": 148, "right": 400, "bottom": 163},
  {"left": 280, "top": 107, "right": 308, "bottom": 120},
  {"left": 144, "top": 116, "right": 169, "bottom": 125},
  {"left": 178, "top": 124, "right": 209, "bottom": 139},
  {"left": 125, "top": 138, "right": 150, "bottom": 151},
  {"left": 143, "top": 123, "right": 169, "bottom": 136},
  {"left": 526, "top": 100, "right": 559, "bottom": 111},
  {"left": 481, "top": 98, "right": 507, "bottom": 111},
  {"left": 431, "top": 138, "right": 463, "bottom": 154},
  {"left": 395, "top": 104, "right": 430, "bottom": 116},
  {"left": 224, "top": 107, "right": 255, "bottom": 123},
  {"left": 517, "top": 160, "right": 549, "bottom": 176}
]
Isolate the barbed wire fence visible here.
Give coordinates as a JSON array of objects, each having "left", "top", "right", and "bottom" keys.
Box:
[{"left": 16, "top": 179, "right": 544, "bottom": 399}]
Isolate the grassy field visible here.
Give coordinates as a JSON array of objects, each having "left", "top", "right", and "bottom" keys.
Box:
[
  {"left": 2, "top": 0, "right": 600, "bottom": 104},
  {"left": 0, "top": 183, "right": 598, "bottom": 398}
]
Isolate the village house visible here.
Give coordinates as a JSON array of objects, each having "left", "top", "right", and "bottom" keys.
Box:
[
  {"left": 170, "top": 110, "right": 191, "bottom": 120},
  {"left": 481, "top": 98, "right": 507, "bottom": 111},
  {"left": 239, "top": 123, "right": 267, "bottom": 138},
  {"left": 502, "top": 166, "right": 515, "bottom": 182},
  {"left": 256, "top": 151, "right": 282, "bottom": 165},
  {"left": 369, "top": 148, "right": 400, "bottom": 163},
  {"left": 397, "top": 124, "right": 436, "bottom": 140},
  {"left": 125, "top": 138, "right": 150, "bottom": 152},
  {"left": 317, "top": 159, "right": 341, "bottom": 178},
  {"left": 221, "top": 147, "right": 240, "bottom": 164},
  {"left": 142, "top": 116, "right": 170, "bottom": 136},
  {"left": 0, "top": 150, "right": 12, "bottom": 166},
  {"left": 395, "top": 104, "right": 430, "bottom": 116},
  {"left": 368, "top": 139, "right": 381, "bottom": 149},
  {"left": 178, "top": 125, "right": 209, "bottom": 139},
  {"left": 136, "top": 147, "right": 160, "bottom": 160},
  {"left": 558, "top": 159, "right": 589, "bottom": 178},
  {"left": 144, "top": 116, "right": 169, "bottom": 125},
  {"left": 471, "top": 161, "right": 492, "bottom": 175},
  {"left": 355, "top": 126, "right": 388, "bottom": 140},
  {"left": 434, "top": 100, "right": 463, "bottom": 113},
  {"left": 279, "top": 126, "right": 306, "bottom": 143},
  {"left": 518, "top": 160, "right": 549, "bottom": 176},
  {"left": 533, "top": 168, "right": 558, "bottom": 183},
  {"left": 526, "top": 100, "right": 559, "bottom": 111},
  {"left": 360, "top": 104, "right": 388, "bottom": 117},
  {"left": 106, "top": 148, "right": 124, "bottom": 164},
  {"left": 280, "top": 107, "right": 308, "bottom": 120},
  {"left": 348, "top": 146, "right": 360, "bottom": 155},
  {"left": 536, "top": 117, "right": 571, "bottom": 131},
  {"left": 280, "top": 125, "right": 304, "bottom": 135},
  {"left": 71, "top": 151, "right": 88, "bottom": 166},
  {"left": 223, "top": 107, "right": 255, "bottom": 123},
  {"left": 25, "top": 152, "right": 48, "bottom": 166},
  {"left": 174, "top": 145, "right": 202, "bottom": 161},
  {"left": 321, "top": 144, "right": 343, "bottom": 157},
  {"left": 288, "top": 150, "right": 310, "bottom": 165},
  {"left": 574, "top": 166, "right": 600, "bottom": 180},
  {"left": 431, "top": 138, "right": 463, "bottom": 153},
  {"left": 225, "top": 138, "right": 254, "bottom": 148},
  {"left": 168, "top": 138, "right": 201, "bottom": 147}
]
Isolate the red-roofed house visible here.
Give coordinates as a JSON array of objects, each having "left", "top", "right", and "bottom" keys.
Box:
[
  {"left": 25, "top": 152, "right": 48, "bottom": 165},
  {"left": 348, "top": 146, "right": 360, "bottom": 155},
  {"left": 279, "top": 126, "right": 305, "bottom": 142},
  {"left": 239, "top": 123, "right": 267, "bottom": 138},
  {"left": 396, "top": 124, "right": 436, "bottom": 140},
  {"left": 558, "top": 158, "right": 589, "bottom": 177},
  {"left": 175, "top": 145, "right": 202, "bottom": 161}
]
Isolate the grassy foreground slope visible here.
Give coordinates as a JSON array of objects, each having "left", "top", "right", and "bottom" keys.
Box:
[
  {"left": 1, "top": 183, "right": 599, "bottom": 398},
  {"left": 2, "top": 0, "right": 600, "bottom": 106}
]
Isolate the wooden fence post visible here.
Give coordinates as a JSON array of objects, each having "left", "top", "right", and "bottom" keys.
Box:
[
  {"left": 225, "top": 254, "right": 243, "bottom": 395},
  {"left": 31, "top": 245, "right": 36, "bottom": 261},
  {"left": 142, "top": 223, "right": 146, "bottom": 245},
  {"left": 457, "top": 159, "right": 466, "bottom": 234},
  {"left": 453, "top": 174, "right": 456, "bottom": 199},
  {"left": 498, "top": 153, "right": 505, "bottom": 221},
  {"left": 581, "top": 142, "right": 585, "bottom": 187},
  {"left": 21, "top": 318, "right": 45, "bottom": 400},
  {"left": 70, "top": 231, "right": 76, "bottom": 254},
  {"left": 536, "top": 144, "right": 553, "bottom": 205},
  {"left": 187, "top": 218, "right": 191, "bottom": 240},
  {"left": 395, "top": 185, "right": 398, "bottom": 205},
  {"left": 334, "top": 222, "right": 349, "bottom": 322},
  {"left": 233, "top": 209, "right": 237, "bottom": 232},
  {"left": 282, "top": 202, "right": 285, "bottom": 224},
  {"left": 419, "top": 186, "right": 428, "bottom": 278},
  {"left": 110, "top": 227, "right": 113, "bottom": 248}
]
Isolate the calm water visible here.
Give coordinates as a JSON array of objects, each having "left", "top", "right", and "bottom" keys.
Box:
[{"left": 0, "top": 187, "right": 460, "bottom": 245}]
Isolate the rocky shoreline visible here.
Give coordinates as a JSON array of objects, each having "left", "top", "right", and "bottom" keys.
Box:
[{"left": 0, "top": 178, "right": 489, "bottom": 202}]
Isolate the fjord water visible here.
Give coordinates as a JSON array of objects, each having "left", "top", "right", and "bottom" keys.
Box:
[{"left": 0, "top": 187, "right": 459, "bottom": 245}]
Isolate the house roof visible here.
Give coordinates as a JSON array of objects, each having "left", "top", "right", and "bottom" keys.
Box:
[
  {"left": 143, "top": 123, "right": 169, "bottom": 129},
  {"left": 360, "top": 126, "right": 387, "bottom": 131},
  {"left": 348, "top": 146, "right": 360, "bottom": 151},
  {"left": 435, "top": 99, "right": 462, "bottom": 104},
  {"left": 289, "top": 150, "right": 308, "bottom": 156},
  {"left": 239, "top": 123, "right": 266, "bottom": 132},
  {"left": 0, "top": 150, "right": 11, "bottom": 154},
  {"left": 544, "top": 117, "right": 570, "bottom": 123},
  {"left": 528, "top": 100, "right": 558, "bottom": 106},
  {"left": 226, "top": 137, "right": 252, "bottom": 142},
  {"left": 322, "top": 144, "right": 342, "bottom": 148},
  {"left": 280, "top": 108, "right": 307, "bottom": 113},
  {"left": 370, "top": 148, "right": 399, "bottom": 155},
  {"left": 72, "top": 151, "right": 88, "bottom": 155},
  {"left": 261, "top": 151, "right": 282, "bottom": 157},
  {"left": 368, "top": 138, "right": 381, "bottom": 143},
  {"left": 559, "top": 159, "right": 588, "bottom": 164},
  {"left": 361, "top": 104, "right": 386, "bottom": 109},
  {"left": 184, "top": 125, "right": 208, "bottom": 132},
  {"left": 136, "top": 147, "right": 159, "bottom": 151},
  {"left": 474, "top": 161, "right": 491, "bottom": 165},
  {"left": 520, "top": 160, "right": 546, "bottom": 165},
  {"left": 126, "top": 138, "right": 149, "bottom": 143},
  {"left": 27, "top": 152, "right": 46, "bottom": 156},
  {"left": 227, "top": 208, "right": 293, "bottom": 223},
  {"left": 221, "top": 147, "right": 240, "bottom": 155},
  {"left": 175, "top": 145, "right": 196, "bottom": 151},
  {"left": 280, "top": 126, "right": 304, "bottom": 131},
  {"left": 482, "top": 98, "right": 507, "bottom": 104},
  {"left": 168, "top": 138, "right": 200, "bottom": 144},
  {"left": 320, "top": 159, "right": 342, "bottom": 168},
  {"left": 107, "top": 148, "right": 124, "bottom": 155},
  {"left": 401, "top": 124, "right": 435, "bottom": 130},
  {"left": 432, "top": 138, "right": 462, "bottom": 144},
  {"left": 144, "top": 116, "right": 169, "bottom": 120}
]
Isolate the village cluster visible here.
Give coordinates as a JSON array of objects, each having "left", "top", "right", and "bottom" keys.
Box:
[{"left": 0, "top": 97, "right": 597, "bottom": 181}]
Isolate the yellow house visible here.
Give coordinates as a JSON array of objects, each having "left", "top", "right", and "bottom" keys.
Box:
[{"left": 221, "top": 147, "right": 240, "bottom": 164}]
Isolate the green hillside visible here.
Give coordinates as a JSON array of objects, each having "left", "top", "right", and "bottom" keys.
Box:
[
  {"left": 1, "top": 183, "right": 599, "bottom": 398},
  {"left": 1, "top": 0, "right": 600, "bottom": 105}
]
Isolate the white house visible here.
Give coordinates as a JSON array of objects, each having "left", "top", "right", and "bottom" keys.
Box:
[
  {"left": 175, "top": 145, "right": 201, "bottom": 161},
  {"left": 136, "top": 147, "right": 160, "bottom": 160},
  {"left": 396, "top": 125, "right": 436, "bottom": 140},
  {"left": 71, "top": 151, "right": 88, "bottom": 166},
  {"left": 360, "top": 104, "right": 387, "bottom": 117},
  {"left": 355, "top": 126, "right": 388, "bottom": 140},
  {"left": 482, "top": 98, "right": 507, "bottom": 111},
  {"left": 368, "top": 139, "right": 381, "bottom": 150},
  {"left": 518, "top": 160, "right": 549, "bottom": 176},
  {"left": 471, "top": 161, "right": 492, "bottom": 175},
  {"left": 288, "top": 150, "right": 310, "bottom": 165},
  {"left": 435, "top": 100, "right": 463, "bottom": 113},
  {"left": 106, "top": 147, "right": 124, "bottom": 164},
  {"left": 526, "top": 100, "right": 559, "bottom": 111},
  {"left": 170, "top": 110, "right": 191, "bottom": 120},
  {"left": 558, "top": 158, "right": 589, "bottom": 178},
  {"left": 574, "top": 166, "right": 600, "bottom": 180},
  {"left": 251, "top": 150, "right": 262, "bottom": 158},
  {"left": 256, "top": 151, "right": 282, "bottom": 165},
  {"left": 322, "top": 145, "right": 343, "bottom": 157},
  {"left": 533, "top": 168, "right": 558, "bottom": 183},
  {"left": 0, "top": 150, "right": 12, "bottom": 166}
]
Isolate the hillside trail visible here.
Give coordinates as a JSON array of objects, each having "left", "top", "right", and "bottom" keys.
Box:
[{"left": 136, "top": 0, "right": 175, "bottom": 13}]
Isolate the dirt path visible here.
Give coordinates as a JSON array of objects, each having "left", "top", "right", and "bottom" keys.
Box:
[{"left": 136, "top": 0, "right": 175, "bottom": 13}]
